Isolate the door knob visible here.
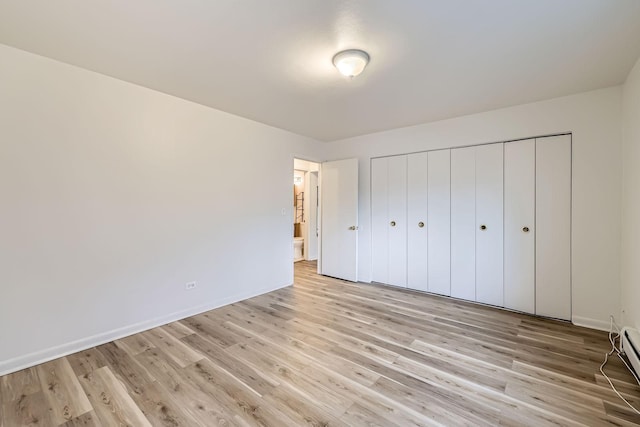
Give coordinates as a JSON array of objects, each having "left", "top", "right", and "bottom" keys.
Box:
[
  {"left": 522, "top": 226, "right": 530, "bottom": 233},
  {"left": 390, "top": 221, "right": 396, "bottom": 227},
  {"left": 418, "top": 222, "right": 425, "bottom": 228},
  {"left": 480, "top": 225, "right": 487, "bottom": 230},
  {"left": 348, "top": 225, "right": 358, "bottom": 231}
]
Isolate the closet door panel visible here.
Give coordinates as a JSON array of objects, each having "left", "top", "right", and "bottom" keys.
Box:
[
  {"left": 475, "top": 143, "right": 504, "bottom": 306},
  {"left": 504, "top": 139, "right": 535, "bottom": 313},
  {"left": 371, "top": 157, "right": 389, "bottom": 284},
  {"left": 536, "top": 135, "right": 571, "bottom": 320},
  {"left": 450, "top": 147, "right": 476, "bottom": 301},
  {"left": 387, "top": 155, "right": 408, "bottom": 287},
  {"left": 427, "top": 150, "right": 451, "bottom": 296},
  {"left": 407, "top": 152, "right": 429, "bottom": 291}
]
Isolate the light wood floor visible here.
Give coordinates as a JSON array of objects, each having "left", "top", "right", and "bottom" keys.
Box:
[{"left": 2, "top": 261, "right": 640, "bottom": 426}]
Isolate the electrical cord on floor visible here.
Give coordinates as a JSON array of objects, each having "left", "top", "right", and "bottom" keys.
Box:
[{"left": 599, "top": 315, "right": 640, "bottom": 415}]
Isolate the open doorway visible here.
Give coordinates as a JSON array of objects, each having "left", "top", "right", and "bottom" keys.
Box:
[{"left": 293, "top": 158, "right": 320, "bottom": 264}]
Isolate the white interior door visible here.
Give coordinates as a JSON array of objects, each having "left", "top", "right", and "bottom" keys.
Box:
[
  {"left": 536, "top": 135, "right": 571, "bottom": 320},
  {"left": 427, "top": 150, "right": 451, "bottom": 296},
  {"left": 320, "top": 158, "right": 359, "bottom": 282},
  {"left": 476, "top": 143, "right": 504, "bottom": 306},
  {"left": 371, "top": 157, "right": 389, "bottom": 284},
  {"left": 407, "top": 152, "right": 429, "bottom": 291},
  {"left": 504, "top": 139, "right": 535, "bottom": 313},
  {"left": 451, "top": 147, "right": 476, "bottom": 301},
  {"left": 306, "top": 171, "right": 319, "bottom": 261},
  {"left": 388, "top": 156, "right": 408, "bottom": 287}
]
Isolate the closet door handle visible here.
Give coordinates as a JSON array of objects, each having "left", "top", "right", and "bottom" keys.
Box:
[
  {"left": 480, "top": 224, "right": 487, "bottom": 230},
  {"left": 390, "top": 221, "right": 396, "bottom": 227},
  {"left": 522, "top": 226, "right": 530, "bottom": 233},
  {"left": 418, "top": 222, "right": 425, "bottom": 228}
]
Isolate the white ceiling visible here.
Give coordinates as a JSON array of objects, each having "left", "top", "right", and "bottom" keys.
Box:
[{"left": 1, "top": 1, "right": 640, "bottom": 141}]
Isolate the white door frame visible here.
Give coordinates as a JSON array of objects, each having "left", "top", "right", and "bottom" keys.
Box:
[
  {"left": 291, "top": 155, "right": 323, "bottom": 274},
  {"left": 305, "top": 170, "right": 319, "bottom": 261}
]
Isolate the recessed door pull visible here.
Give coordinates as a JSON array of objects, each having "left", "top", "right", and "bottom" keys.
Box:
[
  {"left": 418, "top": 222, "right": 424, "bottom": 228},
  {"left": 390, "top": 221, "right": 396, "bottom": 227},
  {"left": 480, "top": 225, "right": 487, "bottom": 230},
  {"left": 522, "top": 226, "right": 530, "bottom": 232},
  {"left": 348, "top": 225, "right": 358, "bottom": 230}
]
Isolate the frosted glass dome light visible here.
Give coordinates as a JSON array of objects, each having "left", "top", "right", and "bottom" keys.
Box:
[{"left": 333, "top": 49, "right": 370, "bottom": 77}]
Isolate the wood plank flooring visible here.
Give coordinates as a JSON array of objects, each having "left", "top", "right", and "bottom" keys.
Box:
[{"left": 2, "top": 260, "right": 639, "bottom": 426}]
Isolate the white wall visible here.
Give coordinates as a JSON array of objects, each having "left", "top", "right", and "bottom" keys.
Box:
[
  {"left": 324, "top": 87, "right": 623, "bottom": 330},
  {"left": 621, "top": 57, "right": 640, "bottom": 330},
  {"left": 0, "top": 44, "right": 323, "bottom": 375}
]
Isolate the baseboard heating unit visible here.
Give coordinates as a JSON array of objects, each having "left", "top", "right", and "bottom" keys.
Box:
[{"left": 621, "top": 326, "right": 640, "bottom": 378}]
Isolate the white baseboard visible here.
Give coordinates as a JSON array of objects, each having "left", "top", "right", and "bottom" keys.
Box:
[
  {"left": 0, "top": 282, "right": 290, "bottom": 377},
  {"left": 572, "top": 315, "right": 611, "bottom": 331}
]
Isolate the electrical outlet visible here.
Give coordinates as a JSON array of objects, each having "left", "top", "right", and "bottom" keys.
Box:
[{"left": 185, "top": 281, "right": 197, "bottom": 290}]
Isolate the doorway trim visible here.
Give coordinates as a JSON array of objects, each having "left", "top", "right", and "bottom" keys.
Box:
[{"left": 291, "top": 154, "right": 323, "bottom": 275}]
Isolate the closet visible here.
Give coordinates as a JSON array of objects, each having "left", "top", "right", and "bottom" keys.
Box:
[
  {"left": 473, "top": 143, "right": 504, "bottom": 307},
  {"left": 450, "top": 143, "right": 504, "bottom": 306},
  {"left": 504, "top": 139, "right": 535, "bottom": 314},
  {"left": 371, "top": 155, "right": 407, "bottom": 288},
  {"left": 407, "top": 153, "right": 428, "bottom": 291},
  {"left": 450, "top": 147, "right": 476, "bottom": 301},
  {"left": 503, "top": 135, "right": 571, "bottom": 319},
  {"left": 535, "top": 136, "right": 571, "bottom": 320},
  {"left": 426, "top": 150, "right": 450, "bottom": 296},
  {"left": 371, "top": 134, "right": 572, "bottom": 320}
]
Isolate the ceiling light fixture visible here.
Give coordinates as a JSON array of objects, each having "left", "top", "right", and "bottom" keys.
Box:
[{"left": 332, "top": 49, "right": 370, "bottom": 78}]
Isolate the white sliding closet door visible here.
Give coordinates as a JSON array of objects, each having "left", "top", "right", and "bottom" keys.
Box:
[
  {"left": 504, "top": 139, "right": 535, "bottom": 313},
  {"left": 451, "top": 147, "right": 476, "bottom": 301},
  {"left": 371, "top": 157, "right": 389, "bottom": 284},
  {"left": 407, "top": 153, "right": 429, "bottom": 291},
  {"left": 536, "top": 135, "right": 571, "bottom": 320},
  {"left": 388, "top": 156, "right": 408, "bottom": 287},
  {"left": 371, "top": 156, "right": 407, "bottom": 287},
  {"left": 427, "top": 150, "right": 451, "bottom": 296},
  {"left": 475, "top": 143, "right": 504, "bottom": 306}
]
